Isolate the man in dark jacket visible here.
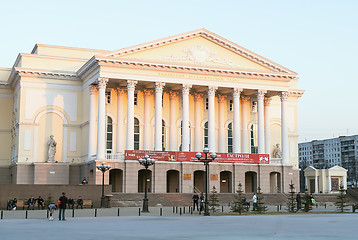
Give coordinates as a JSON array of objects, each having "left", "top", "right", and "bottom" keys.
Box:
[
  {"left": 192, "top": 193, "right": 199, "bottom": 211},
  {"left": 58, "top": 192, "right": 68, "bottom": 221}
]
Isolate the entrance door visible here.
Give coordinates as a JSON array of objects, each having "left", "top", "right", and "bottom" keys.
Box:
[
  {"left": 220, "top": 171, "right": 232, "bottom": 193},
  {"left": 194, "top": 171, "right": 205, "bottom": 193},
  {"left": 167, "top": 170, "right": 179, "bottom": 193},
  {"left": 310, "top": 179, "right": 315, "bottom": 193},
  {"left": 109, "top": 169, "right": 123, "bottom": 192},
  {"left": 138, "top": 169, "right": 152, "bottom": 193}
]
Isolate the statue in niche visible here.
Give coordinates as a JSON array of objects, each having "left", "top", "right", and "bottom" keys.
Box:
[
  {"left": 47, "top": 135, "right": 57, "bottom": 162},
  {"left": 273, "top": 144, "right": 282, "bottom": 158}
]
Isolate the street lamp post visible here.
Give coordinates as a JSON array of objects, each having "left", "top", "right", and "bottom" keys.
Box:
[
  {"left": 138, "top": 155, "right": 155, "bottom": 212},
  {"left": 96, "top": 162, "right": 111, "bottom": 208},
  {"left": 196, "top": 147, "right": 217, "bottom": 216}
]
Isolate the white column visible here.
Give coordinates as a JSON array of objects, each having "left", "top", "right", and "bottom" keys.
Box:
[
  {"left": 194, "top": 94, "right": 203, "bottom": 152},
  {"left": 314, "top": 174, "right": 319, "bottom": 194},
  {"left": 143, "top": 90, "right": 152, "bottom": 150},
  {"left": 257, "top": 90, "right": 266, "bottom": 154},
  {"left": 328, "top": 173, "right": 331, "bottom": 193},
  {"left": 264, "top": 97, "right": 271, "bottom": 155},
  {"left": 241, "top": 96, "right": 250, "bottom": 153},
  {"left": 126, "top": 80, "right": 137, "bottom": 150},
  {"left": 208, "top": 86, "right": 217, "bottom": 152},
  {"left": 88, "top": 86, "right": 97, "bottom": 160},
  {"left": 169, "top": 92, "right": 177, "bottom": 151},
  {"left": 343, "top": 175, "right": 347, "bottom": 189},
  {"left": 116, "top": 88, "right": 125, "bottom": 154},
  {"left": 218, "top": 95, "right": 226, "bottom": 153},
  {"left": 96, "top": 78, "right": 108, "bottom": 160},
  {"left": 181, "top": 84, "right": 192, "bottom": 151},
  {"left": 233, "top": 88, "right": 242, "bottom": 153},
  {"left": 155, "top": 82, "right": 165, "bottom": 151},
  {"left": 280, "top": 92, "right": 289, "bottom": 164}
]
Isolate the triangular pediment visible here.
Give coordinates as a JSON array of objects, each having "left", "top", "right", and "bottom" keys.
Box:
[
  {"left": 99, "top": 29, "right": 296, "bottom": 75},
  {"left": 304, "top": 166, "right": 317, "bottom": 172}
]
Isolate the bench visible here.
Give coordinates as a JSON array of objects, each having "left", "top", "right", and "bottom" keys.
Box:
[{"left": 76, "top": 199, "right": 93, "bottom": 209}]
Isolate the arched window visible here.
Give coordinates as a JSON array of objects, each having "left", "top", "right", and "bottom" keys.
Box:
[
  {"left": 106, "top": 116, "right": 113, "bottom": 153},
  {"left": 162, "top": 120, "right": 166, "bottom": 151},
  {"left": 134, "top": 117, "right": 140, "bottom": 150},
  {"left": 179, "top": 121, "right": 191, "bottom": 151},
  {"left": 228, "top": 122, "right": 233, "bottom": 153},
  {"left": 204, "top": 121, "right": 208, "bottom": 149},
  {"left": 250, "top": 123, "right": 258, "bottom": 154}
]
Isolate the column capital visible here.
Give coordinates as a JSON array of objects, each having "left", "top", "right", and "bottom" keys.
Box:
[
  {"left": 155, "top": 82, "right": 166, "bottom": 93},
  {"left": 232, "top": 88, "right": 243, "bottom": 98},
  {"left": 194, "top": 93, "right": 203, "bottom": 102},
  {"left": 208, "top": 86, "right": 218, "bottom": 96},
  {"left": 97, "top": 78, "right": 108, "bottom": 89},
  {"left": 143, "top": 89, "right": 154, "bottom": 97},
  {"left": 264, "top": 97, "right": 272, "bottom": 106},
  {"left": 241, "top": 96, "right": 250, "bottom": 103},
  {"left": 169, "top": 91, "right": 178, "bottom": 100},
  {"left": 89, "top": 85, "right": 98, "bottom": 95},
  {"left": 257, "top": 90, "right": 267, "bottom": 101},
  {"left": 182, "top": 84, "right": 192, "bottom": 95},
  {"left": 218, "top": 94, "right": 226, "bottom": 103},
  {"left": 127, "top": 80, "right": 138, "bottom": 91},
  {"left": 115, "top": 88, "right": 126, "bottom": 95},
  {"left": 280, "top": 91, "right": 290, "bottom": 101}
]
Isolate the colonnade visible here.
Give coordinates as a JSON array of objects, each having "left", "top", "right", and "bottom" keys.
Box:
[{"left": 88, "top": 78, "right": 290, "bottom": 164}]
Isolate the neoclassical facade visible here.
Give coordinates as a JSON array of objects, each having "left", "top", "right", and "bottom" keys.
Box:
[{"left": 0, "top": 29, "right": 303, "bottom": 193}]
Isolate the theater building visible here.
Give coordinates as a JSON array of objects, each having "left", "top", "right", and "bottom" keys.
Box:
[{"left": 0, "top": 29, "right": 303, "bottom": 193}]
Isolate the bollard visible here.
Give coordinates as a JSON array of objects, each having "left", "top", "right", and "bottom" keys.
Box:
[
  {"left": 191, "top": 207, "right": 193, "bottom": 214},
  {"left": 25, "top": 210, "right": 28, "bottom": 219},
  {"left": 183, "top": 207, "right": 185, "bottom": 214},
  {"left": 160, "top": 208, "right": 162, "bottom": 216},
  {"left": 118, "top": 208, "right": 120, "bottom": 216},
  {"left": 280, "top": 204, "right": 282, "bottom": 210},
  {"left": 173, "top": 206, "right": 175, "bottom": 213},
  {"left": 47, "top": 210, "right": 49, "bottom": 219},
  {"left": 222, "top": 206, "right": 224, "bottom": 213},
  {"left": 325, "top": 203, "right": 326, "bottom": 208},
  {"left": 277, "top": 205, "right": 279, "bottom": 212},
  {"left": 139, "top": 208, "right": 141, "bottom": 216},
  {"left": 180, "top": 208, "right": 182, "bottom": 215},
  {"left": 176, "top": 206, "right": 178, "bottom": 214},
  {"left": 1, "top": 210, "right": 3, "bottom": 219},
  {"left": 352, "top": 204, "right": 355, "bottom": 213},
  {"left": 95, "top": 209, "right": 97, "bottom": 217},
  {"left": 72, "top": 208, "right": 75, "bottom": 218}
]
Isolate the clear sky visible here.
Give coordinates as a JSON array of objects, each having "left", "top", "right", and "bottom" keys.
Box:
[{"left": 1, "top": 0, "right": 357, "bottom": 143}]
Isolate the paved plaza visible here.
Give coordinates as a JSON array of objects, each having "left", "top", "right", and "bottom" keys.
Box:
[{"left": 0, "top": 212, "right": 356, "bottom": 240}]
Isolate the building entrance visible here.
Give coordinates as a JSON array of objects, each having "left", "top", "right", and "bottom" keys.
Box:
[
  {"left": 109, "top": 169, "right": 123, "bottom": 192},
  {"left": 138, "top": 169, "right": 152, "bottom": 193},
  {"left": 167, "top": 170, "right": 179, "bottom": 193},
  {"left": 194, "top": 170, "right": 205, "bottom": 193}
]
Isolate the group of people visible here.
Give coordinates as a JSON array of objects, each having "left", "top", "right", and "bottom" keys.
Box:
[
  {"left": 296, "top": 192, "right": 315, "bottom": 210},
  {"left": 7, "top": 196, "right": 45, "bottom": 210},
  {"left": 192, "top": 192, "right": 205, "bottom": 212}
]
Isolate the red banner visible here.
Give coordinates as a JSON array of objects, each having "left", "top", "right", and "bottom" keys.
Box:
[{"left": 125, "top": 150, "right": 269, "bottom": 164}]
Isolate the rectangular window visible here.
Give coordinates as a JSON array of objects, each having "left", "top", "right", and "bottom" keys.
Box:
[
  {"left": 229, "top": 99, "right": 233, "bottom": 112},
  {"left": 105, "top": 91, "right": 111, "bottom": 104},
  {"left": 251, "top": 101, "right": 257, "bottom": 113},
  {"left": 205, "top": 98, "right": 208, "bottom": 110},
  {"left": 134, "top": 92, "right": 138, "bottom": 106}
]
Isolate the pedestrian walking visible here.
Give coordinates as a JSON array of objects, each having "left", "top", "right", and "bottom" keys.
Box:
[{"left": 252, "top": 193, "right": 258, "bottom": 211}]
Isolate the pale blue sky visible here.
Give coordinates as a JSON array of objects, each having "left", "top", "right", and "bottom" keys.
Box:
[{"left": 1, "top": 0, "right": 357, "bottom": 142}]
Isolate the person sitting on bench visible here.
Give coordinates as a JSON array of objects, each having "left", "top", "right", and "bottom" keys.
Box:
[{"left": 77, "top": 196, "right": 83, "bottom": 209}]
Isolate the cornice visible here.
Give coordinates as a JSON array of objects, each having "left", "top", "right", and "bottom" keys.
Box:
[
  {"left": 15, "top": 67, "right": 78, "bottom": 80},
  {"left": 95, "top": 58, "right": 296, "bottom": 81},
  {"left": 20, "top": 53, "right": 89, "bottom": 62},
  {"left": 31, "top": 43, "right": 109, "bottom": 54},
  {"left": 101, "top": 28, "right": 296, "bottom": 74}
]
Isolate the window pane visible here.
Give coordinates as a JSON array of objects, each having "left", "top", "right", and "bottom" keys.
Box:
[{"left": 134, "top": 134, "right": 139, "bottom": 141}]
